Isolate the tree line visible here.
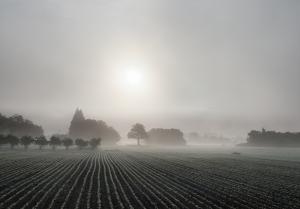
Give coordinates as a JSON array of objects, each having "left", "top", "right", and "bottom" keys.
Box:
[
  {"left": 0, "top": 113, "right": 43, "bottom": 137},
  {"left": 128, "top": 123, "right": 186, "bottom": 146},
  {"left": 0, "top": 111, "right": 187, "bottom": 148},
  {"left": 1, "top": 110, "right": 120, "bottom": 146},
  {"left": 246, "top": 128, "right": 300, "bottom": 147},
  {"left": 0, "top": 134, "right": 101, "bottom": 150}
]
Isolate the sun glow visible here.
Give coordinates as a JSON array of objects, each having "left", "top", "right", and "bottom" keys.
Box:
[
  {"left": 104, "top": 61, "right": 166, "bottom": 116},
  {"left": 117, "top": 65, "right": 147, "bottom": 93},
  {"left": 124, "top": 67, "right": 143, "bottom": 87}
]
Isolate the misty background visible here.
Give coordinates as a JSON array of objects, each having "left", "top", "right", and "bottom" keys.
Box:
[{"left": 1, "top": 0, "right": 300, "bottom": 138}]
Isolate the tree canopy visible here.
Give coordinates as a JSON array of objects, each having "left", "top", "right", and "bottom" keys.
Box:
[
  {"left": 75, "top": 138, "right": 88, "bottom": 149},
  {"left": 0, "top": 113, "right": 43, "bottom": 137},
  {"left": 128, "top": 123, "right": 148, "bottom": 146},
  {"left": 62, "top": 138, "right": 73, "bottom": 150},
  {"left": 90, "top": 138, "right": 101, "bottom": 149},
  {"left": 147, "top": 128, "right": 186, "bottom": 146},
  {"left": 246, "top": 129, "right": 300, "bottom": 147},
  {"left": 69, "top": 109, "right": 120, "bottom": 145},
  {"left": 49, "top": 136, "right": 61, "bottom": 150},
  {"left": 6, "top": 134, "right": 19, "bottom": 149},
  {"left": 20, "top": 136, "right": 34, "bottom": 150},
  {"left": 35, "top": 136, "right": 48, "bottom": 150}
]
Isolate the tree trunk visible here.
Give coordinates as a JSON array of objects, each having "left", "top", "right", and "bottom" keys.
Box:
[{"left": 137, "top": 138, "right": 140, "bottom": 146}]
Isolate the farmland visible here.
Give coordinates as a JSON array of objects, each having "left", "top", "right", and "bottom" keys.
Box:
[{"left": 0, "top": 147, "right": 299, "bottom": 209}]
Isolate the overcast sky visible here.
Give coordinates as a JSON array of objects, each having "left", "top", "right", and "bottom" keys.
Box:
[{"left": 1, "top": 0, "right": 300, "bottom": 137}]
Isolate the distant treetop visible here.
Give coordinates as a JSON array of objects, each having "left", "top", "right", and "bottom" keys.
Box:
[
  {"left": 147, "top": 128, "right": 186, "bottom": 146},
  {"left": 72, "top": 108, "right": 85, "bottom": 122},
  {"left": 68, "top": 109, "right": 120, "bottom": 145},
  {"left": 245, "top": 128, "right": 300, "bottom": 147}
]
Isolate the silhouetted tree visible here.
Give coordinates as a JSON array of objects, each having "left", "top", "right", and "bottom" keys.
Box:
[
  {"left": 75, "top": 138, "right": 88, "bottom": 149},
  {"left": 90, "top": 138, "right": 101, "bottom": 149},
  {"left": 20, "top": 136, "right": 34, "bottom": 150},
  {"left": 96, "top": 121, "right": 120, "bottom": 145},
  {"left": 68, "top": 109, "right": 120, "bottom": 145},
  {"left": 62, "top": 138, "right": 73, "bottom": 150},
  {"left": 49, "top": 136, "right": 61, "bottom": 150},
  {"left": 35, "top": 136, "right": 48, "bottom": 150},
  {"left": 128, "top": 123, "right": 148, "bottom": 146},
  {"left": 6, "top": 134, "right": 19, "bottom": 149}
]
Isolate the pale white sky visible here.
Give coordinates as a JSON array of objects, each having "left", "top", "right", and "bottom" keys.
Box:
[{"left": 1, "top": 0, "right": 300, "bottom": 137}]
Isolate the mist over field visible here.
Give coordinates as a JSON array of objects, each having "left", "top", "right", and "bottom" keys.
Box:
[
  {"left": 1, "top": 1, "right": 300, "bottom": 209},
  {"left": 1, "top": 0, "right": 300, "bottom": 139}
]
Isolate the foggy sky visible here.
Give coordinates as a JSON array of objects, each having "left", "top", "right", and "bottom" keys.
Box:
[{"left": 1, "top": 0, "right": 300, "bottom": 137}]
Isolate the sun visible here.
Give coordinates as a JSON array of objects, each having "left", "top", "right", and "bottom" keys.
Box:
[
  {"left": 125, "top": 68, "right": 143, "bottom": 86},
  {"left": 112, "top": 64, "right": 149, "bottom": 94}
]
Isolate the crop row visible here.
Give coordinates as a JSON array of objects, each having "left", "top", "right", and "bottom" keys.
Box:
[{"left": 0, "top": 149, "right": 299, "bottom": 209}]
